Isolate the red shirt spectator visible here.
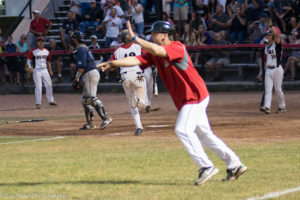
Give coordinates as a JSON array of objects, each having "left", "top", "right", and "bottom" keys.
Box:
[{"left": 30, "top": 10, "right": 52, "bottom": 36}]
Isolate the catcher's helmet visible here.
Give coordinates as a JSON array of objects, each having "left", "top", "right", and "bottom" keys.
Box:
[
  {"left": 71, "top": 31, "right": 84, "bottom": 43},
  {"left": 119, "top": 30, "right": 131, "bottom": 44},
  {"left": 146, "top": 21, "right": 174, "bottom": 34}
]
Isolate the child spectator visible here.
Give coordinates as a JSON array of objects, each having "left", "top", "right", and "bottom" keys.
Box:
[
  {"left": 16, "top": 34, "right": 28, "bottom": 85},
  {"left": 5, "top": 35, "right": 18, "bottom": 84}
]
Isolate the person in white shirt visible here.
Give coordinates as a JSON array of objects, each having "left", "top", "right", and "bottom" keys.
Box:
[
  {"left": 27, "top": 36, "right": 57, "bottom": 109},
  {"left": 129, "top": 0, "right": 144, "bottom": 35},
  {"left": 101, "top": 8, "right": 123, "bottom": 47}
]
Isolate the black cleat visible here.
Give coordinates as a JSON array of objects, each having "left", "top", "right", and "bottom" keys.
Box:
[
  {"left": 145, "top": 105, "right": 151, "bottom": 113},
  {"left": 36, "top": 104, "right": 41, "bottom": 109},
  {"left": 49, "top": 102, "right": 58, "bottom": 106},
  {"left": 135, "top": 128, "right": 144, "bottom": 136},
  {"left": 222, "top": 165, "right": 248, "bottom": 181}
]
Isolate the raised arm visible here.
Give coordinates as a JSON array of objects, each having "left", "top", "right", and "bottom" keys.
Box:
[
  {"left": 126, "top": 20, "right": 168, "bottom": 57},
  {"left": 271, "top": 26, "right": 281, "bottom": 44},
  {"left": 96, "top": 56, "right": 141, "bottom": 71}
]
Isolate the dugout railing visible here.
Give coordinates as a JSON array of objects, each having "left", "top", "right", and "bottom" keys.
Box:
[{"left": 1, "top": 44, "right": 300, "bottom": 84}]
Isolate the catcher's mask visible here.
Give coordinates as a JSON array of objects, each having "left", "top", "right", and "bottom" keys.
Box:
[{"left": 71, "top": 31, "right": 84, "bottom": 43}]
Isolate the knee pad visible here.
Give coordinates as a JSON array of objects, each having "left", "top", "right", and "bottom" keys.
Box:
[
  {"left": 91, "top": 96, "right": 103, "bottom": 107},
  {"left": 81, "top": 95, "right": 92, "bottom": 106}
]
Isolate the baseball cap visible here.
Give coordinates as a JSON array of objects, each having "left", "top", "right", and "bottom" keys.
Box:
[
  {"left": 90, "top": 0, "right": 96, "bottom": 3},
  {"left": 90, "top": 35, "right": 98, "bottom": 39},
  {"left": 32, "top": 9, "right": 40, "bottom": 14},
  {"left": 259, "top": 12, "right": 267, "bottom": 18},
  {"left": 37, "top": 36, "right": 45, "bottom": 41}
]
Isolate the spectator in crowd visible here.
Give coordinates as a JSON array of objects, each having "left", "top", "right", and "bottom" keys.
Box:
[
  {"left": 227, "top": 5, "right": 247, "bottom": 44},
  {"left": 47, "top": 39, "right": 63, "bottom": 83},
  {"left": 292, "top": 0, "right": 300, "bottom": 22},
  {"left": 5, "top": 35, "right": 18, "bottom": 84},
  {"left": 269, "top": 0, "right": 292, "bottom": 33},
  {"left": 61, "top": 10, "right": 79, "bottom": 50},
  {"left": 206, "top": 32, "right": 229, "bottom": 81},
  {"left": 249, "top": 12, "right": 268, "bottom": 44},
  {"left": 286, "top": 17, "right": 300, "bottom": 35},
  {"left": 120, "top": 0, "right": 131, "bottom": 21},
  {"left": 174, "top": 0, "right": 189, "bottom": 36},
  {"left": 197, "top": 24, "right": 213, "bottom": 45},
  {"left": 30, "top": 9, "right": 52, "bottom": 49},
  {"left": 244, "top": 0, "right": 263, "bottom": 26},
  {"left": 162, "top": 12, "right": 175, "bottom": 27},
  {"left": 104, "top": 0, "right": 124, "bottom": 18},
  {"left": 70, "top": 0, "right": 82, "bottom": 21},
  {"left": 191, "top": 10, "right": 205, "bottom": 34},
  {"left": 101, "top": 8, "right": 123, "bottom": 48},
  {"left": 183, "top": 23, "right": 197, "bottom": 46},
  {"left": 284, "top": 30, "right": 300, "bottom": 81},
  {"left": 89, "top": 35, "right": 103, "bottom": 66},
  {"left": 129, "top": 0, "right": 144, "bottom": 36},
  {"left": 192, "top": 0, "right": 208, "bottom": 19},
  {"left": 110, "top": 32, "right": 124, "bottom": 47},
  {"left": 79, "top": 0, "right": 103, "bottom": 35},
  {"left": 81, "top": 0, "right": 91, "bottom": 17},
  {"left": 16, "top": 34, "right": 28, "bottom": 85},
  {"left": 163, "top": 0, "right": 172, "bottom": 17},
  {"left": 208, "top": 4, "right": 229, "bottom": 40},
  {"left": 0, "top": 36, "right": 6, "bottom": 85}
]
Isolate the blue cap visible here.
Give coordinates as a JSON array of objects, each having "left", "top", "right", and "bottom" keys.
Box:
[{"left": 260, "top": 12, "right": 268, "bottom": 18}]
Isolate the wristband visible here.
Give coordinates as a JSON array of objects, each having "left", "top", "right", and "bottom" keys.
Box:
[
  {"left": 132, "top": 35, "right": 138, "bottom": 42},
  {"left": 75, "top": 71, "right": 82, "bottom": 79}
]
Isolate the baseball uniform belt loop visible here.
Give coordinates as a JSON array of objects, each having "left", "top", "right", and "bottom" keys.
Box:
[{"left": 267, "top": 66, "right": 275, "bottom": 69}]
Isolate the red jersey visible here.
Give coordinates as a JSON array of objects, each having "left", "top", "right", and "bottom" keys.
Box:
[
  {"left": 137, "top": 41, "right": 209, "bottom": 110},
  {"left": 30, "top": 17, "right": 51, "bottom": 34}
]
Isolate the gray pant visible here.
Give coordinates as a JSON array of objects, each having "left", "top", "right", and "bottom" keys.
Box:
[{"left": 82, "top": 69, "right": 100, "bottom": 97}]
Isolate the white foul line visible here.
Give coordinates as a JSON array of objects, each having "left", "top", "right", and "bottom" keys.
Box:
[
  {"left": 0, "top": 136, "right": 65, "bottom": 146},
  {"left": 246, "top": 185, "right": 300, "bottom": 200}
]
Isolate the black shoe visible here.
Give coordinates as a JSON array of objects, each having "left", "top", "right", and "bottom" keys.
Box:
[
  {"left": 259, "top": 106, "right": 270, "bottom": 114},
  {"left": 145, "top": 105, "right": 151, "bottom": 113},
  {"left": 195, "top": 167, "right": 219, "bottom": 185},
  {"left": 275, "top": 108, "right": 286, "bottom": 113},
  {"left": 49, "top": 102, "right": 58, "bottom": 106},
  {"left": 222, "top": 165, "right": 248, "bottom": 181},
  {"left": 36, "top": 104, "right": 41, "bottom": 109},
  {"left": 135, "top": 128, "right": 144, "bottom": 136}
]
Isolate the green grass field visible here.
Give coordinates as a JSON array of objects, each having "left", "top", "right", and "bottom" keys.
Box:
[{"left": 0, "top": 136, "right": 299, "bottom": 200}]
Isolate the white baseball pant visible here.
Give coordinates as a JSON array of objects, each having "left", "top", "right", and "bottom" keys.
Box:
[
  {"left": 122, "top": 71, "right": 146, "bottom": 129},
  {"left": 175, "top": 96, "right": 242, "bottom": 169},
  {"left": 33, "top": 68, "right": 54, "bottom": 105},
  {"left": 82, "top": 69, "right": 100, "bottom": 97},
  {"left": 143, "top": 67, "right": 153, "bottom": 107},
  {"left": 264, "top": 66, "right": 286, "bottom": 109}
]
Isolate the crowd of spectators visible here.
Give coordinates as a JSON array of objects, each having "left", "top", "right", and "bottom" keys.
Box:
[{"left": 0, "top": 0, "right": 300, "bottom": 85}]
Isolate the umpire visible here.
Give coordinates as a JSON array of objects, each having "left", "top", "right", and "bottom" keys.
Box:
[{"left": 71, "top": 31, "right": 112, "bottom": 130}]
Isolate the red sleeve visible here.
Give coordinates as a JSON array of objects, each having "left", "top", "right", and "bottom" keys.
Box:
[
  {"left": 42, "top": 17, "right": 51, "bottom": 25},
  {"left": 30, "top": 21, "right": 33, "bottom": 30},
  {"left": 27, "top": 50, "right": 33, "bottom": 60},
  {"left": 110, "top": 49, "right": 117, "bottom": 61},
  {"left": 136, "top": 51, "right": 154, "bottom": 70},
  {"left": 162, "top": 42, "right": 184, "bottom": 63},
  {"left": 47, "top": 50, "right": 52, "bottom": 61}
]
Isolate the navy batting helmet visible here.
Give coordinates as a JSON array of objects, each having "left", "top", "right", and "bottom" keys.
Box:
[
  {"left": 119, "top": 30, "right": 131, "bottom": 44},
  {"left": 146, "top": 21, "right": 174, "bottom": 34},
  {"left": 71, "top": 31, "right": 84, "bottom": 43}
]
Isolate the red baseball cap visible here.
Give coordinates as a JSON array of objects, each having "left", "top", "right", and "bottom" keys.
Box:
[{"left": 37, "top": 36, "right": 44, "bottom": 42}]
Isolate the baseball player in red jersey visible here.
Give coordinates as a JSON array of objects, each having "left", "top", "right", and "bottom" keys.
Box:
[
  {"left": 110, "top": 30, "right": 146, "bottom": 135},
  {"left": 98, "top": 21, "right": 247, "bottom": 185},
  {"left": 27, "top": 36, "right": 57, "bottom": 109}
]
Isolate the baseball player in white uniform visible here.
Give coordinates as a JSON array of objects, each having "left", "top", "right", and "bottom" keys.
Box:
[
  {"left": 260, "top": 26, "right": 286, "bottom": 114},
  {"left": 110, "top": 30, "right": 146, "bottom": 135},
  {"left": 27, "top": 36, "right": 57, "bottom": 109}
]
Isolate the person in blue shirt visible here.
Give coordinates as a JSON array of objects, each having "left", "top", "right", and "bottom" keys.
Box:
[{"left": 71, "top": 31, "right": 112, "bottom": 130}]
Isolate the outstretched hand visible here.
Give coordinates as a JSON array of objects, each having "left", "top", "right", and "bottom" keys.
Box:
[{"left": 96, "top": 62, "right": 113, "bottom": 72}]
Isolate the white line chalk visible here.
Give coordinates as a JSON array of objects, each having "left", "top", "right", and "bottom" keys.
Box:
[{"left": 246, "top": 186, "right": 300, "bottom": 200}]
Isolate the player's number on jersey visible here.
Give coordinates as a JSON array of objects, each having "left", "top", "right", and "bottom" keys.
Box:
[{"left": 124, "top": 52, "right": 136, "bottom": 58}]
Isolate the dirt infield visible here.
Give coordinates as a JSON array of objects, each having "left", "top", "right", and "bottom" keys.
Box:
[{"left": 0, "top": 92, "right": 299, "bottom": 142}]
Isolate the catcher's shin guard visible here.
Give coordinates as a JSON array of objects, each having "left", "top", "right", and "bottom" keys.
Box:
[
  {"left": 91, "top": 97, "right": 107, "bottom": 120},
  {"left": 81, "top": 96, "right": 94, "bottom": 125}
]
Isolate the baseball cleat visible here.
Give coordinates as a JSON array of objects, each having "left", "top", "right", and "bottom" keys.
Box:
[
  {"left": 49, "top": 102, "right": 58, "bottom": 106},
  {"left": 275, "top": 108, "right": 286, "bottom": 113},
  {"left": 135, "top": 128, "right": 144, "bottom": 136},
  {"left": 222, "top": 165, "right": 248, "bottom": 181},
  {"left": 100, "top": 117, "right": 112, "bottom": 130},
  {"left": 80, "top": 123, "right": 97, "bottom": 130},
  {"left": 195, "top": 166, "right": 219, "bottom": 185},
  {"left": 259, "top": 106, "right": 270, "bottom": 114},
  {"left": 145, "top": 105, "right": 151, "bottom": 113},
  {"left": 36, "top": 104, "right": 41, "bottom": 109}
]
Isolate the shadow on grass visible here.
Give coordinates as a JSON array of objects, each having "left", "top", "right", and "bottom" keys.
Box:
[
  {"left": 0, "top": 179, "right": 185, "bottom": 186},
  {"left": 0, "top": 107, "right": 35, "bottom": 112}
]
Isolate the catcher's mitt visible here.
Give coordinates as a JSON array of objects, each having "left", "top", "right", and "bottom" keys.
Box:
[{"left": 72, "top": 80, "right": 83, "bottom": 91}]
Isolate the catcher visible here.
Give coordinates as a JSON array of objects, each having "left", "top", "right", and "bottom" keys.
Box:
[
  {"left": 71, "top": 31, "right": 112, "bottom": 130},
  {"left": 109, "top": 30, "right": 146, "bottom": 136}
]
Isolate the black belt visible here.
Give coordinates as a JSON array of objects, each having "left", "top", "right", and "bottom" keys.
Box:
[
  {"left": 121, "top": 71, "right": 142, "bottom": 74},
  {"left": 267, "top": 65, "right": 280, "bottom": 69}
]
